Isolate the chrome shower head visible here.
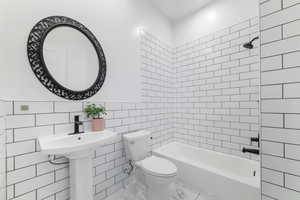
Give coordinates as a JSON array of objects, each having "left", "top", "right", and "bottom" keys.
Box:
[{"left": 243, "top": 36, "right": 259, "bottom": 49}]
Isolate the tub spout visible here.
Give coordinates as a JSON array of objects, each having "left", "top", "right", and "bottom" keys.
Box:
[{"left": 242, "top": 147, "right": 259, "bottom": 155}]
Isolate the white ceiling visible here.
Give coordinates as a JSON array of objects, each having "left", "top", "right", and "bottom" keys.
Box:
[{"left": 149, "top": 0, "right": 215, "bottom": 21}]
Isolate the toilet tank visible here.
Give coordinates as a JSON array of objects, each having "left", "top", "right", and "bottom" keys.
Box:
[{"left": 123, "top": 130, "right": 151, "bottom": 161}]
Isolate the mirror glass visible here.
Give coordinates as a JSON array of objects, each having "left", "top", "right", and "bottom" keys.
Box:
[{"left": 43, "top": 26, "right": 99, "bottom": 91}]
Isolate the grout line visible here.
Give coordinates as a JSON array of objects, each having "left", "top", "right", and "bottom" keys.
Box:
[{"left": 2, "top": 18, "right": 264, "bottom": 200}]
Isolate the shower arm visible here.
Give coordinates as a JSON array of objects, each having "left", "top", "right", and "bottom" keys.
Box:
[{"left": 250, "top": 36, "right": 259, "bottom": 43}]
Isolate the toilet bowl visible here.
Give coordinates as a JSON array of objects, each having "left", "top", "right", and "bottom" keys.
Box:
[
  {"left": 136, "top": 156, "right": 177, "bottom": 200},
  {"left": 123, "top": 131, "right": 178, "bottom": 200}
]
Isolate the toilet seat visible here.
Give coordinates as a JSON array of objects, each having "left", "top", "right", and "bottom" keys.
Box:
[{"left": 137, "top": 156, "right": 177, "bottom": 177}]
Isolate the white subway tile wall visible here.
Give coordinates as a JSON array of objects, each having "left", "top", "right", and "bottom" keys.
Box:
[
  {"left": 173, "top": 18, "right": 260, "bottom": 160},
  {"left": 0, "top": 101, "right": 6, "bottom": 200},
  {"left": 5, "top": 33, "right": 175, "bottom": 200},
  {"left": 260, "top": 0, "right": 300, "bottom": 199},
  {"left": 4, "top": 19, "right": 262, "bottom": 200}
]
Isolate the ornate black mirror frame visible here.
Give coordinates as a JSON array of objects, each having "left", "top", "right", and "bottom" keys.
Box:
[{"left": 27, "top": 16, "right": 106, "bottom": 100}]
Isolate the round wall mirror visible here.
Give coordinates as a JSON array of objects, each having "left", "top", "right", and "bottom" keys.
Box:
[
  {"left": 27, "top": 16, "right": 106, "bottom": 100},
  {"left": 43, "top": 27, "right": 99, "bottom": 91}
]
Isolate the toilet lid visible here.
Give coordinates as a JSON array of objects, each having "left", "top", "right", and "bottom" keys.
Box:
[{"left": 139, "top": 156, "right": 177, "bottom": 177}]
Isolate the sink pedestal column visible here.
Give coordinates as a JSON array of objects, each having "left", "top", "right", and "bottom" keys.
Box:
[
  {"left": 69, "top": 151, "right": 93, "bottom": 200},
  {"left": 38, "top": 130, "right": 118, "bottom": 200}
]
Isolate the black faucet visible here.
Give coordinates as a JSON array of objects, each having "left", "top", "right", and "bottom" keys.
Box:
[
  {"left": 251, "top": 134, "right": 260, "bottom": 147},
  {"left": 242, "top": 134, "right": 260, "bottom": 155},
  {"left": 242, "top": 148, "right": 259, "bottom": 155},
  {"left": 70, "top": 115, "right": 83, "bottom": 135}
]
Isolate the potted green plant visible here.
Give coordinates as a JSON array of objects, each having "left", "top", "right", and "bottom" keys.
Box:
[{"left": 84, "top": 104, "right": 107, "bottom": 131}]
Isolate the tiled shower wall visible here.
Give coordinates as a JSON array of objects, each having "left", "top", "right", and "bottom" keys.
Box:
[
  {"left": 5, "top": 33, "right": 175, "bottom": 200},
  {"left": 174, "top": 18, "right": 260, "bottom": 160},
  {"left": 260, "top": 0, "right": 300, "bottom": 199},
  {"left": 0, "top": 101, "right": 6, "bottom": 200},
  {"left": 4, "top": 18, "right": 262, "bottom": 200}
]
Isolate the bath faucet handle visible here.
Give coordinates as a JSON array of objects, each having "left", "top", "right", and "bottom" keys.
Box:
[{"left": 250, "top": 134, "right": 260, "bottom": 147}]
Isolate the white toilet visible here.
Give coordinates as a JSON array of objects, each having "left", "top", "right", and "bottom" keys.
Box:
[{"left": 123, "top": 130, "right": 178, "bottom": 200}]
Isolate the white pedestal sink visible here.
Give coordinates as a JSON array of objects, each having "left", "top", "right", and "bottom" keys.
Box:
[{"left": 38, "top": 130, "right": 118, "bottom": 200}]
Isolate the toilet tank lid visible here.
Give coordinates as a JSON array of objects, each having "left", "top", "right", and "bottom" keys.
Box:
[{"left": 123, "top": 130, "right": 150, "bottom": 141}]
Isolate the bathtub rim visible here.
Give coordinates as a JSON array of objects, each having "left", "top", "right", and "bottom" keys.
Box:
[{"left": 153, "top": 142, "right": 260, "bottom": 189}]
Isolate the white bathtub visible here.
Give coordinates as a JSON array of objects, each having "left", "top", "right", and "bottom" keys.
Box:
[{"left": 153, "top": 142, "right": 260, "bottom": 200}]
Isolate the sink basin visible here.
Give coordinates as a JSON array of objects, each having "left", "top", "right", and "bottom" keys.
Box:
[
  {"left": 38, "top": 130, "right": 118, "bottom": 200},
  {"left": 38, "top": 130, "right": 118, "bottom": 156}
]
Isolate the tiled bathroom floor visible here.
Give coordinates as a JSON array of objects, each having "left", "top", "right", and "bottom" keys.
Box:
[
  {"left": 106, "top": 179, "right": 218, "bottom": 200},
  {"left": 169, "top": 182, "right": 218, "bottom": 200}
]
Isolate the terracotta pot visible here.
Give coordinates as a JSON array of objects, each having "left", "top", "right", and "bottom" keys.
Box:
[{"left": 91, "top": 118, "right": 105, "bottom": 131}]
